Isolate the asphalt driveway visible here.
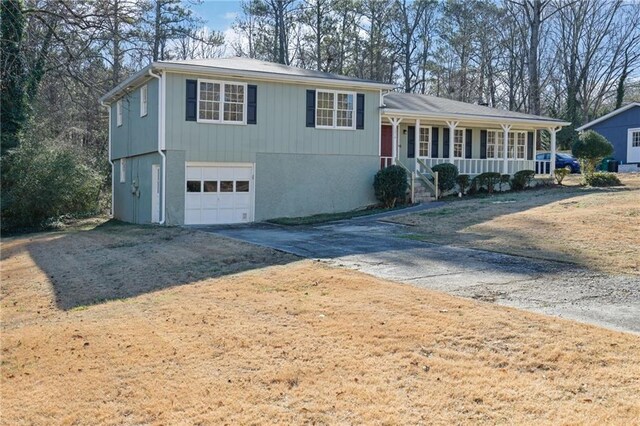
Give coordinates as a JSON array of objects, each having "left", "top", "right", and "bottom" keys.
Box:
[{"left": 202, "top": 214, "right": 640, "bottom": 334}]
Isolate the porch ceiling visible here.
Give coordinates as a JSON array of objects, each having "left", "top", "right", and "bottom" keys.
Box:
[{"left": 381, "top": 110, "right": 569, "bottom": 130}]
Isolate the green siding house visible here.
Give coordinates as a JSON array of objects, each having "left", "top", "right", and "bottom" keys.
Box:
[{"left": 100, "top": 57, "right": 568, "bottom": 226}]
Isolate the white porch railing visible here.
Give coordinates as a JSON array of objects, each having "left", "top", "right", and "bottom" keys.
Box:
[
  {"left": 380, "top": 157, "right": 393, "bottom": 169},
  {"left": 535, "top": 160, "right": 551, "bottom": 175},
  {"left": 418, "top": 158, "right": 536, "bottom": 175}
]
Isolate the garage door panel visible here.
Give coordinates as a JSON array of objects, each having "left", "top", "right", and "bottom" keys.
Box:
[
  {"left": 186, "top": 194, "right": 202, "bottom": 209},
  {"left": 202, "top": 168, "right": 219, "bottom": 180},
  {"left": 186, "top": 167, "right": 202, "bottom": 180},
  {"left": 184, "top": 164, "right": 254, "bottom": 225},
  {"left": 201, "top": 194, "right": 218, "bottom": 209}
]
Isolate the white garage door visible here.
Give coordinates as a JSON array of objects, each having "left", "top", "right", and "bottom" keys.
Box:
[{"left": 185, "top": 163, "right": 254, "bottom": 225}]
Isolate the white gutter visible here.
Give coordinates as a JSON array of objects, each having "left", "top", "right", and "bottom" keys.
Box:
[
  {"left": 100, "top": 100, "right": 114, "bottom": 218},
  {"left": 381, "top": 108, "right": 570, "bottom": 128},
  {"left": 100, "top": 62, "right": 396, "bottom": 104},
  {"left": 148, "top": 69, "right": 166, "bottom": 225}
]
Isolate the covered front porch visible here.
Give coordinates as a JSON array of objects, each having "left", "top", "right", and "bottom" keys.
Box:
[{"left": 380, "top": 116, "right": 563, "bottom": 177}]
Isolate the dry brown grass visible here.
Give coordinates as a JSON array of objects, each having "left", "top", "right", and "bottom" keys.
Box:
[
  {"left": 2, "top": 224, "right": 640, "bottom": 425},
  {"left": 393, "top": 174, "right": 640, "bottom": 275}
]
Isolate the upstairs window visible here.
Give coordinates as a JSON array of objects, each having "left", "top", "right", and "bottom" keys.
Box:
[
  {"left": 316, "top": 90, "right": 355, "bottom": 129},
  {"left": 116, "top": 99, "right": 123, "bottom": 127},
  {"left": 140, "top": 84, "right": 148, "bottom": 117},
  {"left": 197, "top": 79, "right": 246, "bottom": 124}
]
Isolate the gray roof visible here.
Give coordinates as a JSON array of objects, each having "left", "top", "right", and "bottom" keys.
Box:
[
  {"left": 159, "top": 57, "right": 394, "bottom": 88},
  {"left": 383, "top": 92, "right": 566, "bottom": 124}
]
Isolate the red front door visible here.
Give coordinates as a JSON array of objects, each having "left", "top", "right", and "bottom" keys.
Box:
[{"left": 381, "top": 125, "right": 393, "bottom": 168}]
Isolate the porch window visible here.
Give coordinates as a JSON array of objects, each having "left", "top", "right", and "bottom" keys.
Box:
[
  {"left": 197, "top": 79, "right": 246, "bottom": 124},
  {"left": 316, "top": 90, "right": 355, "bottom": 129},
  {"left": 508, "top": 132, "right": 516, "bottom": 158},
  {"left": 453, "top": 128, "right": 465, "bottom": 158},
  {"left": 419, "top": 126, "right": 430, "bottom": 157},
  {"left": 516, "top": 132, "right": 526, "bottom": 159},
  {"left": 487, "top": 130, "right": 526, "bottom": 159}
]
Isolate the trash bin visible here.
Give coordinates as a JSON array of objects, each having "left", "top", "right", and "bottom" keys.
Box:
[{"left": 607, "top": 160, "right": 619, "bottom": 173}]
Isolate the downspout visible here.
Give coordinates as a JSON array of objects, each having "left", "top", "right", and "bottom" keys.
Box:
[
  {"left": 100, "top": 101, "right": 114, "bottom": 218},
  {"left": 148, "top": 68, "right": 166, "bottom": 225}
]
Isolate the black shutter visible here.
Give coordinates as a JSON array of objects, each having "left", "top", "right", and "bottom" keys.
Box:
[
  {"left": 186, "top": 79, "right": 197, "bottom": 121},
  {"left": 356, "top": 93, "right": 365, "bottom": 129},
  {"left": 480, "top": 130, "right": 487, "bottom": 159},
  {"left": 465, "top": 129, "right": 473, "bottom": 159},
  {"left": 247, "top": 84, "right": 257, "bottom": 124},
  {"left": 431, "top": 127, "right": 439, "bottom": 158},
  {"left": 306, "top": 90, "right": 316, "bottom": 127},
  {"left": 443, "top": 128, "right": 450, "bottom": 158},
  {"left": 527, "top": 131, "right": 534, "bottom": 160},
  {"left": 407, "top": 126, "right": 416, "bottom": 158}
]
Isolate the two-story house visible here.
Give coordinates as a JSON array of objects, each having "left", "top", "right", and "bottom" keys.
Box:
[{"left": 100, "top": 57, "right": 568, "bottom": 226}]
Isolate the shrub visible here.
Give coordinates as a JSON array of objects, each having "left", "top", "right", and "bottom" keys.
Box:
[
  {"left": 554, "top": 168, "right": 570, "bottom": 185},
  {"left": 431, "top": 163, "right": 458, "bottom": 193},
  {"left": 475, "top": 172, "right": 501, "bottom": 194},
  {"left": 373, "top": 165, "right": 408, "bottom": 208},
  {"left": 572, "top": 130, "right": 613, "bottom": 175},
  {"left": 499, "top": 174, "right": 511, "bottom": 192},
  {"left": 455, "top": 174, "right": 470, "bottom": 194},
  {"left": 583, "top": 172, "right": 621, "bottom": 187},
  {"left": 511, "top": 170, "right": 536, "bottom": 191},
  {"left": 2, "top": 139, "right": 103, "bottom": 230}
]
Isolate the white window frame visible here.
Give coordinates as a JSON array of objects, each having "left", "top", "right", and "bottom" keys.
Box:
[
  {"left": 116, "top": 99, "right": 123, "bottom": 127},
  {"left": 418, "top": 126, "right": 432, "bottom": 158},
  {"left": 196, "top": 79, "right": 247, "bottom": 125},
  {"left": 140, "top": 84, "right": 148, "bottom": 117},
  {"left": 453, "top": 128, "right": 465, "bottom": 159},
  {"left": 120, "top": 158, "right": 126, "bottom": 183},
  {"left": 630, "top": 128, "right": 640, "bottom": 148},
  {"left": 315, "top": 89, "right": 356, "bottom": 130},
  {"left": 487, "top": 129, "right": 526, "bottom": 159}
]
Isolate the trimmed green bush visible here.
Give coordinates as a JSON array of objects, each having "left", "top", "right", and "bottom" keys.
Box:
[
  {"left": 554, "top": 168, "right": 570, "bottom": 185},
  {"left": 511, "top": 170, "right": 536, "bottom": 191},
  {"left": 373, "top": 165, "right": 408, "bottom": 208},
  {"left": 431, "top": 163, "right": 459, "bottom": 193},
  {"left": 475, "top": 172, "right": 501, "bottom": 194},
  {"left": 572, "top": 130, "right": 613, "bottom": 175},
  {"left": 583, "top": 172, "right": 621, "bottom": 187},
  {"left": 455, "top": 174, "right": 470, "bottom": 194}
]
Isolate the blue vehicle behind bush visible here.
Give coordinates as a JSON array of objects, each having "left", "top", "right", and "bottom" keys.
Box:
[{"left": 536, "top": 153, "right": 581, "bottom": 173}]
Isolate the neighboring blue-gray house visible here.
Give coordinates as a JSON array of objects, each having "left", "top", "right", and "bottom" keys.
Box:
[
  {"left": 577, "top": 103, "right": 640, "bottom": 170},
  {"left": 100, "top": 57, "right": 567, "bottom": 226}
]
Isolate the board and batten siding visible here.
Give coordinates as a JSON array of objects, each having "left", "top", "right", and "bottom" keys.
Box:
[
  {"left": 111, "top": 78, "right": 159, "bottom": 160},
  {"left": 163, "top": 72, "right": 382, "bottom": 162},
  {"left": 585, "top": 105, "right": 640, "bottom": 164}
]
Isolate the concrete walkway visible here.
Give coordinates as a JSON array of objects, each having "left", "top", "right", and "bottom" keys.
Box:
[{"left": 202, "top": 214, "right": 640, "bottom": 335}]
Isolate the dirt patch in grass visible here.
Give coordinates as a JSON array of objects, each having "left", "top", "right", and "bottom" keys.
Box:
[
  {"left": 391, "top": 174, "right": 640, "bottom": 275},
  {"left": 2, "top": 226, "right": 640, "bottom": 424}
]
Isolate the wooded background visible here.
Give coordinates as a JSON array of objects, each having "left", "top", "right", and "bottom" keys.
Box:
[{"left": 1, "top": 0, "right": 639, "bottom": 228}]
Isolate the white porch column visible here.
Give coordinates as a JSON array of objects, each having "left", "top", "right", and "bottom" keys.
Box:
[
  {"left": 500, "top": 124, "right": 512, "bottom": 174},
  {"left": 415, "top": 118, "right": 421, "bottom": 161},
  {"left": 446, "top": 120, "right": 459, "bottom": 160},
  {"left": 548, "top": 126, "right": 560, "bottom": 177},
  {"left": 388, "top": 117, "right": 402, "bottom": 165}
]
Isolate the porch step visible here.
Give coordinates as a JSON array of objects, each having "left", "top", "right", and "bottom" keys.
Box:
[{"left": 412, "top": 179, "right": 436, "bottom": 203}]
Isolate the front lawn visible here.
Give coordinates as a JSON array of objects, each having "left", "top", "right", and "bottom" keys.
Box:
[
  {"left": 391, "top": 174, "right": 640, "bottom": 275},
  {"left": 1, "top": 223, "right": 639, "bottom": 424}
]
